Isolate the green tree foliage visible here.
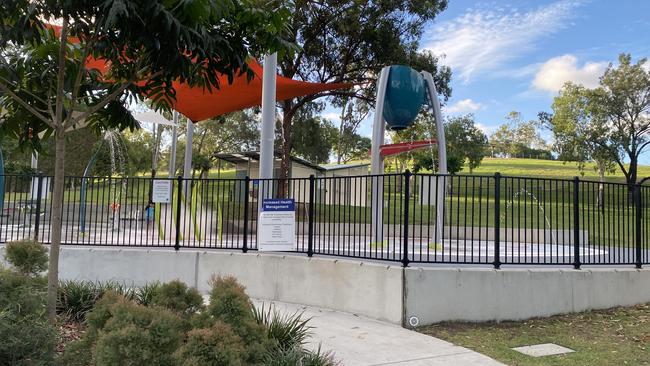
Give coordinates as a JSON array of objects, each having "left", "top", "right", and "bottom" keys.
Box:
[
  {"left": 445, "top": 115, "right": 488, "bottom": 173},
  {"left": 542, "top": 54, "right": 650, "bottom": 187},
  {"left": 394, "top": 113, "right": 487, "bottom": 174},
  {"left": 334, "top": 132, "right": 371, "bottom": 164},
  {"left": 0, "top": 136, "right": 32, "bottom": 174},
  {"left": 291, "top": 104, "right": 338, "bottom": 164},
  {"left": 174, "top": 110, "right": 261, "bottom": 177},
  {"left": 0, "top": 0, "right": 292, "bottom": 321},
  {"left": 540, "top": 82, "right": 615, "bottom": 182},
  {"left": 489, "top": 112, "right": 549, "bottom": 158},
  {"left": 332, "top": 98, "right": 372, "bottom": 163},
  {"left": 275, "top": 0, "right": 452, "bottom": 188}
]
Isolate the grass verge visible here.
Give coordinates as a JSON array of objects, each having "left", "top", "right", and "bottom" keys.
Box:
[{"left": 418, "top": 304, "right": 650, "bottom": 366}]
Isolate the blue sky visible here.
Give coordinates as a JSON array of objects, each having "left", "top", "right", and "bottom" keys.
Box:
[{"left": 331, "top": 0, "right": 650, "bottom": 160}]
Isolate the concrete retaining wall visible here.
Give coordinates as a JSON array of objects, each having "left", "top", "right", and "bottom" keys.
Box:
[
  {"left": 2, "top": 245, "right": 648, "bottom": 326},
  {"left": 0, "top": 246, "right": 403, "bottom": 324},
  {"left": 404, "top": 267, "right": 650, "bottom": 325}
]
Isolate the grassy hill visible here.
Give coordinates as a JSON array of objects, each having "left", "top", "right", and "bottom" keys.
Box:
[
  {"left": 467, "top": 158, "right": 650, "bottom": 183},
  {"left": 176, "top": 157, "right": 650, "bottom": 183}
]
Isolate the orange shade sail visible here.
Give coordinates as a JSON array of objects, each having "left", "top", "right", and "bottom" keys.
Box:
[
  {"left": 49, "top": 24, "right": 351, "bottom": 122},
  {"left": 167, "top": 61, "right": 350, "bottom": 122}
]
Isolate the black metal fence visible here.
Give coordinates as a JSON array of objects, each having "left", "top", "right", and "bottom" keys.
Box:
[{"left": 0, "top": 172, "right": 648, "bottom": 268}]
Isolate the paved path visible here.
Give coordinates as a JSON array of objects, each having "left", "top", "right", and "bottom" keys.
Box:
[{"left": 254, "top": 300, "right": 505, "bottom": 366}]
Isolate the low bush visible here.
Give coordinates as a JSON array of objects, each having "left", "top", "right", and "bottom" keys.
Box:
[
  {"left": 63, "top": 292, "right": 184, "bottom": 366},
  {"left": 0, "top": 311, "right": 57, "bottom": 366},
  {"left": 206, "top": 276, "right": 253, "bottom": 326},
  {"left": 0, "top": 266, "right": 55, "bottom": 366},
  {"left": 174, "top": 321, "right": 245, "bottom": 366},
  {"left": 4, "top": 239, "right": 48, "bottom": 276},
  {"left": 0, "top": 267, "right": 47, "bottom": 316},
  {"left": 206, "top": 276, "right": 270, "bottom": 363},
  {"left": 60, "top": 277, "right": 335, "bottom": 366},
  {"left": 151, "top": 280, "right": 204, "bottom": 316}
]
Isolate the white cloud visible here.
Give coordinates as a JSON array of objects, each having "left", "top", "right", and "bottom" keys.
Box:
[
  {"left": 321, "top": 112, "right": 341, "bottom": 123},
  {"left": 532, "top": 54, "right": 606, "bottom": 93},
  {"left": 475, "top": 122, "right": 495, "bottom": 135},
  {"left": 444, "top": 98, "right": 482, "bottom": 114},
  {"left": 423, "top": 0, "right": 584, "bottom": 82}
]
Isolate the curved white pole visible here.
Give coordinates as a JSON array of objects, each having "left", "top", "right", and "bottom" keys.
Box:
[
  {"left": 422, "top": 71, "right": 447, "bottom": 246},
  {"left": 370, "top": 66, "right": 391, "bottom": 245}
]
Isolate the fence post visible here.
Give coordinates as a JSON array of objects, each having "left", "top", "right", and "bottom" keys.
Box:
[
  {"left": 573, "top": 176, "right": 581, "bottom": 269},
  {"left": 175, "top": 176, "right": 182, "bottom": 251},
  {"left": 402, "top": 170, "right": 411, "bottom": 267},
  {"left": 493, "top": 173, "right": 501, "bottom": 269},
  {"left": 307, "top": 174, "right": 315, "bottom": 257},
  {"left": 635, "top": 184, "right": 643, "bottom": 269},
  {"left": 242, "top": 176, "right": 250, "bottom": 253},
  {"left": 33, "top": 173, "right": 43, "bottom": 241}
]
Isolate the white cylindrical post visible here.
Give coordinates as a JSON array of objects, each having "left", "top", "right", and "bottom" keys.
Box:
[
  {"left": 31, "top": 152, "right": 38, "bottom": 170},
  {"left": 370, "top": 66, "right": 391, "bottom": 245},
  {"left": 259, "top": 53, "right": 277, "bottom": 203},
  {"left": 169, "top": 111, "right": 179, "bottom": 178},
  {"left": 422, "top": 71, "right": 447, "bottom": 246},
  {"left": 183, "top": 116, "right": 194, "bottom": 199}
]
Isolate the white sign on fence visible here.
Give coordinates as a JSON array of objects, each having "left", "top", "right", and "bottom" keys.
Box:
[
  {"left": 152, "top": 180, "right": 172, "bottom": 203},
  {"left": 258, "top": 199, "right": 296, "bottom": 251}
]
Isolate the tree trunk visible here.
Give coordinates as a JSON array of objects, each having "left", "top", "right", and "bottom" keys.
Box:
[
  {"left": 628, "top": 157, "right": 638, "bottom": 203},
  {"left": 46, "top": 126, "right": 65, "bottom": 322},
  {"left": 597, "top": 163, "right": 605, "bottom": 214},
  {"left": 278, "top": 107, "right": 294, "bottom": 198}
]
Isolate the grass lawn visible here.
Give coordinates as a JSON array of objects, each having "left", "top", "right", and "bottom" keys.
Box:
[
  {"left": 466, "top": 158, "right": 650, "bottom": 183},
  {"left": 419, "top": 304, "right": 650, "bottom": 366}
]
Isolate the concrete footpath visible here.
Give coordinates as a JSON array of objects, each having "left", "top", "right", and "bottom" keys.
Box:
[{"left": 256, "top": 300, "right": 505, "bottom": 366}]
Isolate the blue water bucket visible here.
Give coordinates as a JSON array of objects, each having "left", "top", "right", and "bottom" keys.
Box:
[{"left": 382, "top": 65, "right": 425, "bottom": 131}]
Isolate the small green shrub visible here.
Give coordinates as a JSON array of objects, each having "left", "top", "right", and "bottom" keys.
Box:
[
  {"left": 63, "top": 292, "right": 184, "bottom": 366},
  {"left": 0, "top": 267, "right": 47, "bottom": 316},
  {"left": 206, "top": 276, "right": 269, "bottom": 364},
  {"left": 253, "top": 304, "right": 311, "bottom": 350},
  {"left": 174, "top": 321, "right": 245, "bottom": 366},
  {"left": 0, "top": 268, "right": 55, "bottom": 366},
  {"left": 207, "top": 276, "right": 254, "bottom": 326},
  {"left": 4, "top": 240, "right": 48, "bottom": 276},
  {"left": 136, "top": 281, "right": 161, "bottom": 306},
  {"left": 263, "top": 345, "right": 338, "bottom": 366},
  {"left": 151, "top": 280, "right": 204, "bottom": 316},
  {"left": 0, "top": 311, "right": 57, "bottom": 366}
]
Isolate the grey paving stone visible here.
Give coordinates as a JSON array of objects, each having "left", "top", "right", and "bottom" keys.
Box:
[{"left": 512, "top": 343, "right": 575, "bottom": 357}]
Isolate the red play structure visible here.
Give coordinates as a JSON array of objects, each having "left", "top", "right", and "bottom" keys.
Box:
[{"left": 378, "top": 139, "right": 437, "bottom": 158}]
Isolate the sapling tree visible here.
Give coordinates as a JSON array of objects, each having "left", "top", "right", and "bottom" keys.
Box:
[
  {"left": 542, "top": 54, "right": 650, "bottom": 193},
  {"left": 0, "top": 0, "right": 292, "bottom": 321}
]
